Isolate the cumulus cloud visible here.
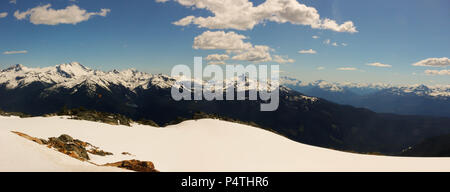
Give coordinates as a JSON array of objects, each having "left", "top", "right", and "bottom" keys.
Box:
[
  {"left": 155, "top": 0, "right": 170, "bottom": 2},
  {"left": 412, "top": 57, "right": 450, "bottom": 67},
  {"left": 207, "top": 61, "right": 226, "bottom": 65},
  {"left": 3, "top": 50, "right": 28, "bottom": 55},
  {"left": 332, "top": 42, "right": 338, "bottom": 47},
  {"left": 298, "top": 49, "right": 317, "bottom": 54},
  {"left": 341, "top": 43, "right": 348, "bottom": 46},
  {"left": 193, "top": 31, "right": 252, "bottom": 51},
  {"left": 232, "top": 45, "right": 272, "bottom": 63},
  {"left": 273, "top": 55, "right": 295, "bottom": 63},
  {"left": 337, "top": 67, "right": 357, "bottom": 71},
  {"left": 317, "top": 66, "right": 325, "bottom": 70},
  {"left": 0, "top": 12, "right": 7, "bottom": 18},
  {"left": 194, "top": 31, "right": 277, "bottom": 63},
  {"left": 10, "top": 0, "right": 16, "bottom": 4},
  {"left": 205, "top": 54, "right": 230, "bottom": 61},
  {"left": 173, "top": 15, "right": 195, "bottom": 26},
  {"left": 14, "top": 4, "right": 110, "bottom": 25},
  {"left": 323, "top": 39, "right": 331, "bottom": 45},
  {"left": 169, "top": 0, "right": 357, "bottom": 33},
  {"left": 367, "top": 62, "right": 392, "bottom": 68},
  {"left": 312, "top": 35, "right": 319, "bottom": 39},
  {"left": 425, "top": 69, "right": 450, "bottom": 75}
]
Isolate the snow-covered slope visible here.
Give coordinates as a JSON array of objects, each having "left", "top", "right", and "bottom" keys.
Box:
[
  {"left": 0, "top": 118, "right": 124, "bottom": 172},
  {"left": 1, "top": 116, "right": 450, "bottom": 172}
]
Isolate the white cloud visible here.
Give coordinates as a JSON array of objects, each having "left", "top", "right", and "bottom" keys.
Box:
[
  {"left": 298, "top": 49, "right": 317, "bottom": 54},
  {"left": 232, "top": 45, "right": 272, "bottom": 63},
  {"left": 367, "top": 62, "right": 392, "bottom": 68},
  {"left": 205, "top": 54, "right": 230, "bottom": 61},
  {"left": 170, "top": 0, "right": 357, "bottom": 33},
  {"left": 317, "top": 66, "right": 325, "bottom": 70},
  {"left": 323, "top": 39, "right": 342, "bottom": 47},
  {"left": 173, "top": 15, "right": 195, "bottom": 26},
  {"left": 9, "top": 0, "right": 16, "bottom": 4},
  {"left": 155, "top": 0, "right": 170, "bottom": 2},
  {"left": 208, "top": 61, "right": 226, "bottom": 65},
  {"left": 312, "top": 35, "right": 319, "bottom": 39},
  {"left": 3, "top": 50, "right": 28, "bottom": 55},
  {"left": 341, "top": 43, "right": 348, "bottom": 46},
  {"left": 425, "top": 69, "right": 450, "bottom": 75},
  {"left": 0, "top": 12, "right": 7, "bottom": 18},
  {"left": 320, "top": 18, "right": 357, "bottom": 33},
  {"left": 337, "top": 67, "right": 357, "bottom": 71},
  {"left": 14, "top": 4, "right": 110, "bottom": 25},
  {"left": 193, "top": 31, "right": 252, "bottom": 51},
  {"left": 412, "top": 57, "right": 450, "bottom": 67},
  {"left": 193, "top": 31, "right": 276, "bottom": 63},
  {"left": 273, "top": 55, "right": 295, "bottom": 63}
]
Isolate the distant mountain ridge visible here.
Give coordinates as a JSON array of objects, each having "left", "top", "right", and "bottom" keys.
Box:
[
  {"left": 0, "top": 62, "right": 279, "bottom": 94},
  {"left": 0, "top": 62, "right": 175, "bottom": 91},
  {"left": 281, "top": 76, "right": 450, "bottom": 117},
  {"left": 281, "top": 76, "right": 450, "bottom": 98},
  {"left": 2, "top": 63, "right": 450, "bottom": 155}
]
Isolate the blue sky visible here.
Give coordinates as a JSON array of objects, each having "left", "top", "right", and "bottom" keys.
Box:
[{"left": 0, "top": 0, "right": 449, "bottom": 85}]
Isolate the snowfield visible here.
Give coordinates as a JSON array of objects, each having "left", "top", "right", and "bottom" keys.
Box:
[{"left": 1, "top": 116, "right": 450, "bottom": 172}]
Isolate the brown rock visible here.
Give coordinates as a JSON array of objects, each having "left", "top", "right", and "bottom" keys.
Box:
[
  {"left": 12, "top": 132, "right": 157, "bottom": 171},
  {"left": 58, "top": 134, "right": 74, "bottom": 143},
  {"left": 88, "top": 148, "right": 113, "bottom": 156},
  {"left": 48, "top": 137, "right": 65, "bottom": 149},
  {"left": 74, "top": 139, "right": 89, "bottom": 147},
  {"left": 47, "top": 136, "right": 90, "bottom": 160},
  {"left": 104, "top": 160, "right": 158, "bottom": 172},
  {"left": 11, "top": 131, "right": 44, "bottom": 145},
  {"left": 64, "top": 143, "right": 90, "bottom": 160}
]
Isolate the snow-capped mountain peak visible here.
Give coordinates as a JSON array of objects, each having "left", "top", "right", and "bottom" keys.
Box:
[
  {"left": 2, "top": 64, "right": 27, "bottom": 72},
  {"left": 400, "top": 84, "right": 431, "bottom": 96},
  {"left": 55, "top": 62, "right": 92, "bottom": 78}
]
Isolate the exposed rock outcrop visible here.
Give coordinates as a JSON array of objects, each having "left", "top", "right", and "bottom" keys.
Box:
[
  {"left": 11, "top": 131, "right": 46, "bottom": 145},
  {"left": 11, "top": 131, "right": 157, "bottom": 172},
  {"left": 11, "top": 132, "right": 113, "bottom": 161},
  {"left": 47, "top": 136, "right": 90, "bottom": 160},
  {"left": 88, "top": 148, "right": 113, "bottom": 156},
  {"left": 104, "top": 160, "right": 158, "bottom": 172}
]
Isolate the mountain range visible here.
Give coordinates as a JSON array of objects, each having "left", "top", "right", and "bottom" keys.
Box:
[
  {"left": 1, "top": 62, "right": 450, "bottom": 155},
  {"left": 281, "top": 77, "right": 450, "bottom": 117}
]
